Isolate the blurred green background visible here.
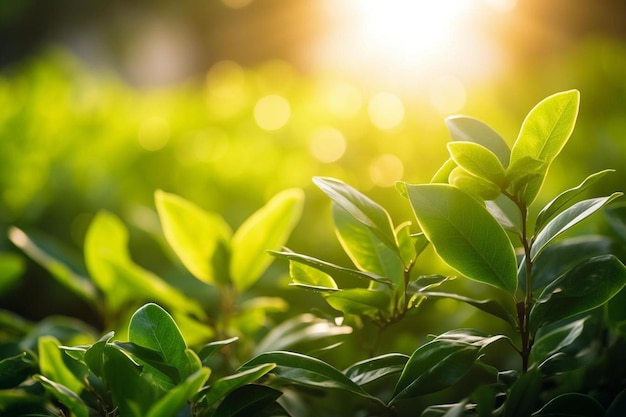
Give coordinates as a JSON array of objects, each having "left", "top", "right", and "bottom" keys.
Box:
[{"left": 1, "top": 0, "right": 626, "bottom": 346}]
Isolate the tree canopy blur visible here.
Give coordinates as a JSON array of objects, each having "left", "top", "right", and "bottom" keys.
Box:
[{"left": 1, "top": 0, "right": 626, "bottom": 322}]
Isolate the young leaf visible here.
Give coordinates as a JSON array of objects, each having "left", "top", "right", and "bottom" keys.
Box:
[
  {"left": 271, "top": 250, "right": 392, "bottom": 286},
  {"left": 530, "top": 193, "right": 623, "bottom": 261},
  {"left": 128, "top": 303, "right": 190, "bottom": 383},
  {"left": 486, "top": 195, "right": 522, "bottom": 235},
  {"left": 333, "top": 203, "right": 405, "bottom": 289},
  {"left": 530, "top": 255, "right": 626, "bottom": 332},
  {"left": 313, "top": 177, "right": 398, "bottom": 252},
  {"left": 430, "top": 158, "right": 457, "bottom": 183},
  {"left": 445, "top": 116, "right": 510, "bottom": 167},
  {"left": 33, "top": 374, "right": 88, "bottom": 417},
  {"left": 447, "top": 141, "right": 506, "bottom": 186},
  {"left": 231, "top": 188, "right": 304, "bottom": 292},
  {"left": 535, "top": 169, "right": 614, "bottom": 233},
  {"left": 155, "top": 190, "right": 232, "bottom": 285},
  {"left": 396, "top": 222, "right": 419, "bottom": 267},
  {"left": 448, "top": 167, "right": 501, "bottom": 200},
  {"left": 504, "top": 155, "right": 544, "bottom": 198},
  {"left": 212, "top": 384, "right": 285, "bottom": 417},
  {"left": 390, "top": 339, "right": 481, "bottom": 404},
  {"left": 344, "top": 353, "right": 409, "bottom": 386},
  {"left": 405, "top": 184, "right": 518, "bottom": 293},
  {"left": 324, "top": 288, "right": 391, "bottom": 316},
  {"left": 202, "top": 363, "right": 276, "bottom": 409},
  {"left": 509, "top": 90, "right": 580, "bottom": 204},
  {"left": 146, "top": 368, "right": 211, "bottom": 417},
  {"left": 239, "top": 351, "right": 374, "bottom": 400}
]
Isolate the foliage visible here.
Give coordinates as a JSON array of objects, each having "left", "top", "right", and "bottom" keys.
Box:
[{"left": 2, "top": 89, "right": 626, "bottom": 416}]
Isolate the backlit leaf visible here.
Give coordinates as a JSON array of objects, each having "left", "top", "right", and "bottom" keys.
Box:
[
  {"left": 202, "top": 364, "right": 276, "bottom": 409},
  {"left": 325, "top": 288, "right": 391, "bottom": 316},
  {"left": 344, "top": 353, "right": 409, "bottom": 386},
  {"left": 447, "top": 141, "right": 506, "bottom": 186},
  {"left": 146, "top": 368, "right": 211, "bottom": 417},
  {"left": 405, "top": 183, "right": 517, "bottom": 293},
  {"left": 445, "top": 116, "right": 510, "bottom": 167}
]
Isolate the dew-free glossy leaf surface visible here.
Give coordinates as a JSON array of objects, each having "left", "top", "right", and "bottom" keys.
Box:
[
  {"left": 344, "top": 353, "right": 409, "bottom": 386},
  {"left": 447, "top": 141, "right": 506, "bottom": 186},
  {"left": 325, "top": 288, "right": 391, "bottom": 316},
  {"left": 213, "top": 384, "right": 284, "bottom": 417},
  {"left": 406, "top": 184, "right": 517, "bottom": 293},
  {"left": 33, "top": 374, "right": 88, "bottom": 417},
  {"left": 509, "top": 90, "right": 580, "bottom": 204},
  {"left": 202, "top": 363, "right": 276, "bottom": 409},
  {"left": 530, "top": 255, "right": 626, "bottom": 332},
  {"left": 155, "top": 190, "right": 232, "bottom": 284},
  {"left": 231, "top": 188, "right": 304, "bottom": 291},
  {"left": 146, "top": 368, "right": 210, "bottom": 417},
  {"left": 445, "top": 116, "right": 510, "bottom": 167}
]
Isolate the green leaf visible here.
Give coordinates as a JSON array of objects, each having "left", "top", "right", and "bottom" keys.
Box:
[
  {"left": 606, "top": 388, "right": 626, "bottom": 417},
  {"left": 448, "top": 166, "right": 501, "bottom": 200},
  {"left": 535, "top": 169, "right": 614, "bottom": 233},
  {"left": 84, "top": 331, "right": 114, "bottom": 378},
  {"left": 37, "top": 336, "right": 83, "bottom": 395},
  {"left": 530, "top": 193, "right": 623, "bottom": 261},
  {"left": 254, "top": 314, "right": 351, "bottom": 355},
  {"left": 198, "top": 337, "right": 239, "bottom": 366},
  {"left": 521, "top": 236, "right": 622, "bottom": 291},
  {"left": 501, "top": 369, "right": 541, "bottom": 417},
  {"left": 202, "top": 363, "right": 276, "bottom": 409},
  {"left": 531, "top": 317, "right": 587, "bottom": 367},
  {"left": 231, "top": 188, "right": 304, "bottom": 292},
  {"left": 421, "top": 292, "right": 517, "bottom": 327},
  {"left": 0, "top": 352, "right": 37, "bottom": 389},
  {"left": 509, "top": 90, "right": 580, "bottom": 204},
  {"left": 239, "top": 351, "right": 374, "bottom": 400},
  {"left": 445, "top": 116, "right": 510, "bottom": 167},
  {"left": 333, "top": 203, "right": 404, "bottom": 289},
  {"left": 344, "top": 353, "right": 409, "bottom": 386},
  {"left": 405, "top": 183, "right": 518, "bottom": 293},
  {"left": 530, "top": 255, "right": 626, "bottom": 332},
  {"left": 485, "top": 195, "right": 522, "bottom": 235},
  {"left": 313, "top": 177, "right": 398, "bottom": 252},
  {"left": 146, "top": 368, "right": 211, "bottom": 417},
  {"left": 430, "top": 158, "right": 457, "bottom": 183},
  {"left": 325, "top": 288, "right": 391, "bottom": 316},
  {"left": 390, "top": 339, "right": 481, "bottom": 404},
  {"left": 447, "top": 141, "right": 506, "bottom": 186},
  {"left": 102, "top": 344, "right": 161, "bottom": 417},
  {"left": 212, "top": 384, "right": 285, "bottom": 417},
  {"left": 128, "top": 303, "right": 190, "bottom": 384},
  {"left": 33, "top": 374, "right": 88, "bottom": 417},
  {"left": 534, "top": 393, "right": 604, "bottom": 416},
  {"left": 155, "top": 190, "right": 232, "bottom": 285},
  {"left": 271, "top": 250, "right": 392, "bottom": 286},
  {"left": 8, "top": 228, "right": 95, "bottom": 303},
  {"left": 504, "top": 155, "right": 544, "bottom": 198},
  {"left": 604, "top": 202, "right": 626, "bottom": 242},
  {"left": 288, "top": 260, "right": 338, "bottom": 291}
]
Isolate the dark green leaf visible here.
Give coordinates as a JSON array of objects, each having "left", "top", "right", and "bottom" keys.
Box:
[
  {"left": 405, "top": 184, "right": 517, "bottom": 293},
  {"left": 202, "top": 363, "right": 275, "bottom": 409},
  {"left": 313, "top": 176, "right": 398, "bottom": 252},
  {"left": 33, "top": 374, "right": 89, "bottom": 417},
  {"left": 445, "top": 115, "right": 510, "bottom": 167},
  {"left": 344, "top": 353, "right": 409, "bottom": 386},
  {"left": 231, "top": 188, "right": 304, "bottom": 291},
  {"left": 534, "top": 393, "right": 604, "bottom": 416},
  {"left": 605, "top": 202, "right": 626, "bottom": 242},
  {"left": 606, "top": 388, "right": 626, "bottom": 417},
  {"left": 128, "top": 303, "right": 190, "bottom": 384},
  {"left": 271, "top": 250, "right": 392, "bottom": 286},
  {"left": 501, "top": 369, "right": 541, "bottom": 417},
  {"left": 146, "top": 368, "right": 211, "bottom": 417},
  {"left": 509, "top": 90, "right": 580, "bottom": 204},
  {"left": 531, "top": 193, "right": 622, "bottom": 261},
  {"left": 390, "top": 339, "right": 481, "bottom": 403},
  {"left": 531, "top": 317, "right": 587, "bottom": 367},
  {"left": 530, "top": 255, "right": 626, "bottom": 332},
  {"left": 239, "top": 351, "right": 374, "bottom": 400},
  {"left": 535, "top": 169, "right": 614, "bottom": 233},
  {"left": 0, "top": 352, "right": 37, "bottom": 389},
  {"left": 84, "top": 331, "right": 114, "bottom": 379},
  {"left": 212, "top": 384, "right": 284, "bottom": 417}
]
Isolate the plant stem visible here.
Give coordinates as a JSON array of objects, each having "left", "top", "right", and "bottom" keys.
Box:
[{"left": 519, "top": 204, "right": 534, "bottom": 373}]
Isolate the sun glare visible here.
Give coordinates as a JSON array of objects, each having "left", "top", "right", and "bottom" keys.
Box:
[{"left": 317, "top": 0, "right": 515, "bottom": 86}]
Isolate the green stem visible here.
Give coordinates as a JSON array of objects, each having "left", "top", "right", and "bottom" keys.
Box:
[{"left": 519, "top": 204, "right": 534, "bottom": 372}]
